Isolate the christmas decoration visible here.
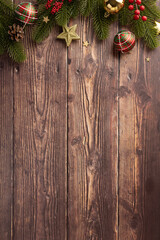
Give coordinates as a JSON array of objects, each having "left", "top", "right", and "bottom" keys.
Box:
[
  {"left": 57, "top": 25, "right": 80, "bottom": 47},
  {"left": 155, "top": 21, "right": 160, "bottom": 35},
  {"left": 104, "top": 0, "right": 124, "bottom": 14},
  {"left": 114, "top": 30, "right": 135, "bottom": 53},
  {"left": 128, "top": 0, "right": 147, "bottom": 21},
  {"left": 8, "top": 24, "right": 24, "bottom": 42},
  {"left": 43, "top": 16, "right": 50, "bottom": 23},
  {"left": 15, "top": 2, "right": 38, "bottom": 25},
  {"left": 146, "top": 57, "right": 150, "bottom": 62},
  {"left": 0, "top": 0, "right": 160, "bottom": 62},
  {"left": 83, "top": 41, "right": 90, "bottom": 47}
]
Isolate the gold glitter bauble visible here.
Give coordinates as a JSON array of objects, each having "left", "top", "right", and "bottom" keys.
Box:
[{"left": 104, "top": 0, "right": 124, "bottom": 14}]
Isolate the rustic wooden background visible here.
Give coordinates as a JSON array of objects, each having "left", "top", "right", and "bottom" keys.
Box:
[{"left": 1, "top": 0, "right": 160, "bottom": 239}]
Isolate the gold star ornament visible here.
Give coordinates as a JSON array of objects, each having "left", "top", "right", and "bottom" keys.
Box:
[
  {"left": 146, "top": 57, "right": 150, "bottom": 62},
  {"left": 83, "top": 41, "right": 90, "bottom": 48},
  {"left": 155, "top": 21, "right": 160, "bottom": 35},
  {"left": 57, "top": 24, "right": 80, "bottom": 47},
  {"left": 43, "top": 16, "right": 50, "bottom": 23}
]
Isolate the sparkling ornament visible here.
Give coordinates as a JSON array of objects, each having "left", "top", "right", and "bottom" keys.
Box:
[
  {"left": 15, "top": 2, "right": 38, "bottom": 25},
  {"left": 83, "top": 41, "right": 90, "bottom": 47},
  {"left": 43, "top": 16, "right": 50, "bottom": 23},
  {"left": 114, "top": 30, "right": 136, "bottom": 53},
  {"left": 154, "top": 21, "right": 160, "bottom": 35},
  {"left": 104, "top": 0, "right": 124, "bottom": 14}
]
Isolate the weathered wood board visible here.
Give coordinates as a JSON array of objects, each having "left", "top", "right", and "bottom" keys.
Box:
[{"left": 0, "top": 0, "right": 160, "bottom": 239}]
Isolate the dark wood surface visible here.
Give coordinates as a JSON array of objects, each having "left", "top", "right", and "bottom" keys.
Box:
[{"left": 1, "top": 0, "right": 160, "bottom": 239}]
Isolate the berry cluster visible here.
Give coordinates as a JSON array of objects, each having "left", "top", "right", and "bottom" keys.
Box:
[
  {"left": 46, "top": 0, "right": 72, "bottom": 14},
  {"left": 128, "top": 0, "right": 147, "bottom": 21}
]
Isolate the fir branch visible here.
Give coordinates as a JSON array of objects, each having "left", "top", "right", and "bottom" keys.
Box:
[
  {"left": 7, "top": 41, "right": 26, "bottom": 63},
  {"left": 0, "top": 0, "right": 14, "bottom": 15},
  {"left": 92, "top": 0, "right": 113, "bottom": 40},
  {"left": 69, "top": 0, "right": 80, "bottom": 18},
  {"left": 143, "top": 2, "right": 160, "bottom": 20},
  {"left": 119, "top": 0, "right": 133, "bottom": 25},
  {"left": 79, "top": 0, "right": 92, "bottom": 16},
  {"left": 32, "top": 17, "right": 55, "bottom": 43},
  {"left": 143, "top": 21, "right": 160, "bottom": 48},
  {"left": 55, "top": 0, "right": 70, "bottom": 26}
]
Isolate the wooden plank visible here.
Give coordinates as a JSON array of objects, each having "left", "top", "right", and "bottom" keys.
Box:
[
  {"left": 119, "top": 38, "right": 160, "bottom": 239},
  {"left": 118, "top": 42, "right": 144, "bottom": 240},
  {"left": 0, "top": 57, "right": 13, "bottom": 240},
  {"left": 13, "top": 1, "right": 67, "bottom": 239},
  {"left": 67, "top": 18, "right": 119, "bottom": 240},
  {"left": 143, "top": 45, "right": 160, "bottom": 239}
]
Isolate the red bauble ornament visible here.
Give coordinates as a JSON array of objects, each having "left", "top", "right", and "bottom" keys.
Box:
[
  {"left": 135, "top": 9, "right": 140, "bottom": 15},
  {"left": 136, "top": 0, "right": 141, "bottom": 5},
  {"left": 140, "top": 5, "right": 145, "bottom": 11},
  {"left": 134, "top": 15, "right": 139, "bottom": 20},
  {"left": 114, "top": 30, "right": 136, "bottom": 53},
  {"left": 129, "top": 0, "right": 134, "bottom": 2},
  {"left": 142, "top": 16, "right": 147, "bottom": 21},
  {"left": 15, "top": 2, "right": 38, "bottom": 24},
  {"left": 128, "top": 5, "right": 134, "bottom": 10}
]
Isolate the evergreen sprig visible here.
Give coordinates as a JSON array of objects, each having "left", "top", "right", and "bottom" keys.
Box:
[
  {"left": 120, "top": 0, "right": 160, "bottom": 48},
  {"left": 0, "top": 0, "right": 160, "bottom": 62},
  {"left": 0, "top": 0, "right": 26, "bottom": 62}
]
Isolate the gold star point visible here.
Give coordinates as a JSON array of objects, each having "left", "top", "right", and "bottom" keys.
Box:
[
  {"left": 155, "top": 21, "right": 160, "bottom": 35},
  {"left": 146, "top": 57, "right": 150, "bottom": 62},
  {"left": 83, "top": 41, "right": 90, "bottom": 48},
  {"left": 57, "top": 24, "right": 80, "bottom": 47},
  {"left": 43, "top": 16, "right": 50, "bottom": 23}
]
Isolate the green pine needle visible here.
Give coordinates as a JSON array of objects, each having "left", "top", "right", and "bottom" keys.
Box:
[{"left": 8, "top": 41, "right": 26, "bottom": 63}]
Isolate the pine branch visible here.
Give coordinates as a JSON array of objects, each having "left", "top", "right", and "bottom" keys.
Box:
[
  {"left": 0, "top": 0, "right": 14, "bottom": 15},
  {"left": 55, "top": 1, "right": 70, "bottom": 26},
  {"left": 119, "top": 0, "right": 133, "bottom": 25},
  {"left": 69, "top": 0, "right": 80, "bottom": 18},
  {"left": 32, "top": 17, "right": 55, "bottom": 43},
  {"left": 143, "top": 21, "right": 160, "bottom": 48},
  {"left": 7, "top": 41, "right": 26, "bottom": 63},
  {"left": 92, "top": 0, "right": 115, "bottom": 40},
  {"left": 79, "top": 0, "right": 92, "bottom": 16}
]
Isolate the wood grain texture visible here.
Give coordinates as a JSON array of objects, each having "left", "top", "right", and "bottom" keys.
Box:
[
  {"left": 143, "top": 44, "right": 160, "bottom": 240},
  {"left": 0, "top": 57, "right": 13, "bottom": 240},
  {"left": 119, "top": 38, "right": 160, "bottom": 240},
  {"left": 67, "top": 18, "right": 119, "bottom": 240},
  {"left": 1, "top": 5, "right": 160, "bottom": 240},
  {"left": 118, "top": 41, "right": 144, "bottom": 240},
  {"left": 13, "top": 1, "right": 67, "bottom": 239}
]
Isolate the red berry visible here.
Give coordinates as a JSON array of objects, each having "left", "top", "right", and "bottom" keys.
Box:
[
  {"left": 135, "top": 9, "right": 140, "bottom": 15},
  {"left": 134, "top": 15, "right": 139, "bottom": 20},
  {"left": 136, "top": 0, "right": 141, "bottom": 5},
  {"left": 128, "top": 5, "right": 134, "bottom": 10},
  {"left": 140, "top": 5, "right": 145, "bottom": 11},
  {"left": 142, "top": 16, "right": 147, "bottom": 21},
  {"left": 129, "top": 0, "right": 134, "bottom": 2}
]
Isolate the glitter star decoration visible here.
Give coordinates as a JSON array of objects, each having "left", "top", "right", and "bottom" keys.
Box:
[
  {"left": 57, "top": 24, "right": 80, "bottom": 47},
  {"left": 155, "top": 21, "right": 160, "bottom": 35},
  {"left": 83, "top": 41, "right": 90, "bottom": 48},
  {"left": 43, "top": 16, "right": 50, "bottom": 23},
  {"left": 146, "top": 57, "right": 150, "bottom": 62}
]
